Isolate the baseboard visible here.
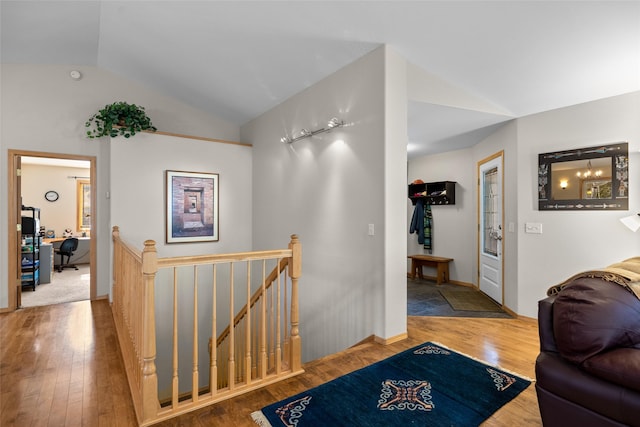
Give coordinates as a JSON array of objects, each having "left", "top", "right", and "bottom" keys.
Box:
[
  {"left": 448, "top": 279, "right": 475, "bottom": 288},
  {"left": 407, "top": 273, "right": 474, "bottom": 289},
  {"left": 511, "top": 311, "right": 537, "bottom": 323},
  {"left": 350, "top": 335, "right": 376, "bottom": 348},
  {"left": 374, "top": 332, "right": 408, "bottom": 345}
]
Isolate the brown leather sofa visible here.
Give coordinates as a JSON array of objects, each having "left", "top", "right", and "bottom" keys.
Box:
[{"left": 535, "top": 276, "right": 640, "bottom": 426}]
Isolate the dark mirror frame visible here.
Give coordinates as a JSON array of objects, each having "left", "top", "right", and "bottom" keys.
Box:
[{"left": 538, "top": 142, "right": 628, "bottom": 211}]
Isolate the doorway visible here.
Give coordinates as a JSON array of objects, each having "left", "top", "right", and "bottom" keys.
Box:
[
  {"left": 477, "top": 151, "right": 504, "bottom": 304},
  {"left": 8, "top": 150, "right": 97, "bottom": 311}
]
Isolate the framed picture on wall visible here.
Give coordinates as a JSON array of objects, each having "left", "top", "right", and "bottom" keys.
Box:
[
  {"left": 538, "top": 142, "right": 628, "bottom": 211},
  {"left": 165, "top": 170, "right": 219, "bottom": 243}
]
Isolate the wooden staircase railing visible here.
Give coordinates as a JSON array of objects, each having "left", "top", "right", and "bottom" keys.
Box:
[
  {"left": 211, "top": 257, "right": 290, "bottom": 389},
  {"left": 111, "top": 226, "right": 303, "bottom": 426}
]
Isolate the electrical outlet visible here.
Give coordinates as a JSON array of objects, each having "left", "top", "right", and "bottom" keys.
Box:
[{"left": 368, "top": 224, "right": 374, "bottom": 236}]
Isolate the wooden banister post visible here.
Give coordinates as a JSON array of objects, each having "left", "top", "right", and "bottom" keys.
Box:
[
  {"left": 288, "top": 234, "right": 302, "bottom": 371},
  {"left": 141, "top": 239, "right": 159, "bottom": 421},
  {"left": 112, "top": 226, "right": 120, "bottom": 310}
]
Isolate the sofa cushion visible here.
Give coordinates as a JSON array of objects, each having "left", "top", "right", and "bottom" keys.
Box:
[
  {"left": 582, "top": 348, "right": 640, "bottom": 392},
  {"left": 553, "top": 277, "right": 640, "bottom": 364}
]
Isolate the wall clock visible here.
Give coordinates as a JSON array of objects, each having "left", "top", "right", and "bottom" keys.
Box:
[{"left": 44, "top": 190, "right": 59, "bottom": 202}]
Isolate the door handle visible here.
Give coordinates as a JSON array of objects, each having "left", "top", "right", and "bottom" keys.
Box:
[{"left": 489, "top": 226, "right": 502, "bottom": 241}]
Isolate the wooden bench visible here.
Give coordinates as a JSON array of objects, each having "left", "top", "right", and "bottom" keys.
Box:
[{"left": 408, "top": 255, "right": 453, "bottom": 285}]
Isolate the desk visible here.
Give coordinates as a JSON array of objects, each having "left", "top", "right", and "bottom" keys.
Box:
[
  {"left": 408, "top": 255, "right": 453, "bottom": 285},
  {"left": 43, "top": 237, "right": 65, "bottom": 244}
]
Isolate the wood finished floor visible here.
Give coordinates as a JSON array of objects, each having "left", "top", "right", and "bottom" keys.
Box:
[{"left": 1, "top": 300, "right": 542, "bottom": 426}]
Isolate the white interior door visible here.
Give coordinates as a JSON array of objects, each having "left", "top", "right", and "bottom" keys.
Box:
[{"left": 478, "top": 153, "right": 503, "bottom": 303}]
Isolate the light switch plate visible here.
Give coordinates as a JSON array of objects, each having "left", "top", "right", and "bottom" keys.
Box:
[{"left": 525, "top": 222, "right": 542, "bottom": 234}]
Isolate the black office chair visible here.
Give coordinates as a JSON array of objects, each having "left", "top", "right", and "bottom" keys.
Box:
[{"left": 55, "top": 238, "right": 79, "bottom": 272}]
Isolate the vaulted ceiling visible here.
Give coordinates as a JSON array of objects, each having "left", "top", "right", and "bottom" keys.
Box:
[{"left": 2, "top": 1, "right": 639, "bottom": 158}]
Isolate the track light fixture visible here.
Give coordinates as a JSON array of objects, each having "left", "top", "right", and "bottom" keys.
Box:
[
  {"left": 327, "top": 117, "right": 342, "bottom": 128},
  {"left": 281, "top": 117, "right": 345, "bottom": 144}
]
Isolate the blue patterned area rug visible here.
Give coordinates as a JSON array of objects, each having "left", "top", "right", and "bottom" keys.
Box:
[{"left": 252, "top": 342, "right": 532, "bottom": 427}]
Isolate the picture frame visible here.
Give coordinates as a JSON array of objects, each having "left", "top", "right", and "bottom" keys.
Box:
[
  {"left": 166, "top": 170, "right": 219, "bottom": 243},
  {"left": 538, "top": 142, "right": 628, "bottom": 211}
]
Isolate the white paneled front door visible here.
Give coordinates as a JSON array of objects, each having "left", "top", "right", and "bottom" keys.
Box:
[{"left": 478, "top": 152, "right": 503, "bottom": 303}]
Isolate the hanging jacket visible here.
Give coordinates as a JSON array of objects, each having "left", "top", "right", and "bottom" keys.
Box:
[{"left": 410, "top": 199, "right": 425, "bottom": 244}]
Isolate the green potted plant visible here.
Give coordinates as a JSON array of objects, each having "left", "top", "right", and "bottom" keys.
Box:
[{"left": 85, "top": 101, "right": 157, "bottom": 139}]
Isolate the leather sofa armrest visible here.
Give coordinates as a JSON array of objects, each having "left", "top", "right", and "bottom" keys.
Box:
[
  {"left": 582, "top": 348, "right": 640, "bottom": 392},
  {"left": 538, "top": 295, "right": 558, "bottom": 353}
]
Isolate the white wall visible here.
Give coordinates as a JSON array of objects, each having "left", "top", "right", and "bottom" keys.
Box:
[
  {"left": 516, "top": 92, "right": 640, "bottom": 317},
  {"left": 21, "top": 164, "right": 91, "bottom": 236},
  {"left": 110, "top": 132, "right": 252, "bottom": 256},
  {"left": 407, "top": 62, "right": 510, "bottom": 115},
  {"left": 382, "top": 46, "right": 409, "bottom": 339},
  {"left": 243, "top": 46, "right": 407, "bottom": 362},
  {"left": 0, "top": 64, "right": 239, "bottom": 308}
]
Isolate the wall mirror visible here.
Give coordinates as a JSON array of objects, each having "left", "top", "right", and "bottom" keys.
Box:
[{"left": 538, "top": 142, "right": 628, "bottom": 210}]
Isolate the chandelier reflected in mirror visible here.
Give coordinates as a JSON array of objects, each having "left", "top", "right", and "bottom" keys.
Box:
[{"left": 575, "top": 160, "right": 602, "bottom": 179}]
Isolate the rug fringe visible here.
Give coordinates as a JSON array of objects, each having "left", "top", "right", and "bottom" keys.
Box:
[
  {"left": 430, "top": 341, "right": 536, "bottom": 382},
  {"left": 251, "top": 410, "right": 273, "bottom": 427}
]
